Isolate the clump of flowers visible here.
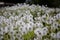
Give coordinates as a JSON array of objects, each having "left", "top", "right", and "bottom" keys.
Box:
[{"left": 0, "top": 3, "right": 60, "bottom": 40}]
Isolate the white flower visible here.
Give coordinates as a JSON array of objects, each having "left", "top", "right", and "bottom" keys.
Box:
[
  {"left": 56, "top": 13, "right": 60, "bottom": 19},
  {"left": 57, "top": 32, "right": 60, "bottom": 38},
  {"left": 52, "top": 22, "right": 59, "bottom": 29},
  {"left": 35, "top": 22, "right": 43, "bottom": 28},
  {"left": 29, "top": 22, "right": 34, "bottom": 26},
  {"left": 42, "top": 27, "right": 48, "bottom": 35},
  {"left": 56, "top": 8, "right": 60, "bottom": 13},
  {"left": 14, "top": 16, "right": 19, "bottom": 20},
  {"left": 34, "top": 28, "right": 42, "bottom": 37},
  {"left": 26, "top": 23, "right": 33, "bottom": 31},
  {"left": 0, "top": 28, "right": 4, "bottom": 35},
  {"left": 51, "top": 33, "right": 57, "bottom": 38},
  {"left": 21, "top": 27, "right": 27, "bottom": 35}
]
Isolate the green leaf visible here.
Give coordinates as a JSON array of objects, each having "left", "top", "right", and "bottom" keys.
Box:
[
  {"left": 3, "top": 33, "right": 10, "bottom": 40},
  {"left": 22, "top": 31, "right": 35, "bottom": 40}
]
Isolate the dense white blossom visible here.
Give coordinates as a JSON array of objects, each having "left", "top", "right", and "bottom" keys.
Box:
[{"left": 0, "top": 3, "right": 60, "bottom": 40}]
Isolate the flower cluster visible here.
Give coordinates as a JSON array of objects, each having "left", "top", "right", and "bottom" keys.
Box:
[{"left": 0, "top": 3, "right": 60, "bottom": 40}]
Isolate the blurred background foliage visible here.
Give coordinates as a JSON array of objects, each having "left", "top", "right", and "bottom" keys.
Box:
[
  {"left": 26, "top": 0, "right": 60, "bottom": 8},
  {"left": 0, "top": 0, "right": 60, "bottom": 7}
]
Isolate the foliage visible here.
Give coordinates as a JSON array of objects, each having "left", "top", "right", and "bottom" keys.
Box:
[
  {"left": 22, "top": 31, "right": 36, "bottom": 40},
  {"left": 26, "top": 0, "right": 60, "bottom": 7}
]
